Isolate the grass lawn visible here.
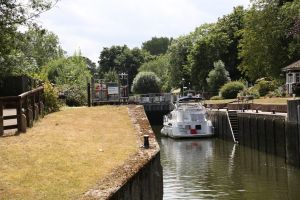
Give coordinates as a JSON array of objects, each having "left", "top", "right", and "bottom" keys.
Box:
[
  {"left": 0, "top": 106, "right": 138, "bottom": 199},
  {"left": 206, "top": 97, "right": 295, "bottom": 105},
  {"left": 205, "top": 99, "right": 235, "bottom": 104}
]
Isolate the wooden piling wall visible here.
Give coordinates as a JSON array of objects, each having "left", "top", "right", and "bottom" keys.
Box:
[{"left": 209, "top": 111, "right": 300, "bottom": 168}]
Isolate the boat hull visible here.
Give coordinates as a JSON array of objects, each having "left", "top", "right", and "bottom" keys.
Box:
[{"left": 161, "top": 125, "right": 214, "bottom": 139}]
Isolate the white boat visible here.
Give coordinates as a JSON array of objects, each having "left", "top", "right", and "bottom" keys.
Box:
[{"left": 161, "top": 96, "right": 214, "bottom": 138}]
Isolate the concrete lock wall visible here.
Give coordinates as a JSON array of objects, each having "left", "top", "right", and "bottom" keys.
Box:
[
  {"left": 110, "top": 154, "right": 163, "bottom": 200},
  {"left": 208, "top": 110, "right": 300, "bottom": 168}
]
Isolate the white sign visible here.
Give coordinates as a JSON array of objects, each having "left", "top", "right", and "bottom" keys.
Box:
[{"left": 108, "top": 87, "right": 119, "bottom": 95}]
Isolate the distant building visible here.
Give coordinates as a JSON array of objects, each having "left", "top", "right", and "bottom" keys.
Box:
[{"left": 282, "top": 60, "right": 300, "bottom": 95}]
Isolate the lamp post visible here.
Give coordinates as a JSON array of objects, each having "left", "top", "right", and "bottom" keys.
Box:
[{"left": 182, "top": 78, "right": 185, "bottom": 96}]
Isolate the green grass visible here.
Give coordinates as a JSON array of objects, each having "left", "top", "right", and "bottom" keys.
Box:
[{"left": 0, "top": 106, "right": 138, "bottom": 199}]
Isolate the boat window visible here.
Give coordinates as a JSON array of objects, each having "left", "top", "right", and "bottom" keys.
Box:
[
  {"left": 177, "top": 112, "right": 183, "bottom": 122},
  {"left": 191, "top": 114, "right": 203, "bottom": 121}
]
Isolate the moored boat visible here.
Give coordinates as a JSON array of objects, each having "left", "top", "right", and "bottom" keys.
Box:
[{"left": 161, "top": 95, "right": 214, "bottom": 138}]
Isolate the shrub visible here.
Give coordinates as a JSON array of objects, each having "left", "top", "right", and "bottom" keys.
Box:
[
  {"left": 43, "top": 81, "right": 61, "bottom": 113},
  {"left": 220, "top": 81, "right": 245, "bottom": 99},
  {"left": 60, "top": 85, "right": 87, "bottom": 107},
  {"left": 256, "top": 80, "right": 276, "bottom": 96},
  {"left": 131, "top": 72, "right": 161, "bottom": 94},
  {"left": 238, "top": 87, "right": 260, "bottom": 99},
  {"left": 210, "top": 96, "right": 223, "bottom": 100}
]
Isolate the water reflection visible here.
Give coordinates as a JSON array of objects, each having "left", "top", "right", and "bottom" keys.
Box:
[{"left": 152, "top": 126, "right": 300, "bottom": 200}]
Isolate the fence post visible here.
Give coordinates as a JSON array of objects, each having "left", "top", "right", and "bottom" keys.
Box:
[
  {"left": 0, "top": 101, "right": 3, "bottom": 135},
  {"left": 87, "top": 82, "right": 91, "bottom": 107},
  {"left": 17, "top": 97, "right": 23, "bottom": 132},
  {"left": 31, "top": 93, "right": 36, "bottom": 120},
  {"left": 25, "top": 96, "right": 31, "bottom": 127}
]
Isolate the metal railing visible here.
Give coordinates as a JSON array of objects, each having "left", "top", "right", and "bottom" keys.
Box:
[
  {"left": 0, "top": 86, "right": 44, "bottom": 135},
  {"left": 129, "top": 93, "right": 177, "bottom": 104}
]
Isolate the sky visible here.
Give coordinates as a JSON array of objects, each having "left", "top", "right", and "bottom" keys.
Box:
[{"left": 38, "top": 0, "right": 250, "bottom": 63}]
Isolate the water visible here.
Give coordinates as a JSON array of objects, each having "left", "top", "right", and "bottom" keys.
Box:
[{"left": 152, "top": 126, "right": 300, "bottom": 200}]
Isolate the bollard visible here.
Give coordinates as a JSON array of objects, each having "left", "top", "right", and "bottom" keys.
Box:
[
  {"left": 256, "top": 109, "right": 258, "bottom": 113},
  {"left": 144, "top": 135, "right": 149, "bottom": 149},
  {"left": 272, "top": 109, "right": 275, "bottom": 114}
]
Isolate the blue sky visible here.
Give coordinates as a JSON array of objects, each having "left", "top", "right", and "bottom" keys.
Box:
[{"left": 38, "top": 0, "right": 250, "bottom": 63}]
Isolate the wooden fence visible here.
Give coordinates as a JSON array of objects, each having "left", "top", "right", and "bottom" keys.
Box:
[{"left": 0, "top": 86, "right": 44, "bottom": 135}]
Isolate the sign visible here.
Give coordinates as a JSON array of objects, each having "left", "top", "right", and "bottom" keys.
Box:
[{"left": 108, "top": 86, "right": 119, "bottom": 95}]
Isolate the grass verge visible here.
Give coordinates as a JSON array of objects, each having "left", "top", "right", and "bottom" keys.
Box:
[{"left": 0, "top": 106, "right": 138, "bottom": 199}]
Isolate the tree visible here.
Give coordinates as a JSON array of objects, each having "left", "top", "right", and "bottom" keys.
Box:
[
  {"left": 98, "top": 45, "right": 145, "bottom": 89},
  {"left": 142, "top": 37, "right": 172, "bottom": 55},
  {"left": 168, "top": 36, "right": 193, "bottom": 89},
  {"left": 206, "top": 60, "right": 231, "bottom": 92},
  {"left": 131, "top": 72, "right": 161, "bottom": 94},
  {"left": 139, "top": 54, "right": 171, "bottom": 91},
  {"left": 188, "top": 23, "right": 230, "bottom": 90},
  {"left": 104, "top": 69, "right": 118, "bottom": 82},
  {"left": 42, "top": 53, "right": 92, "bottom": 106},
  {"left": 0, "top": 0, "right": 58, "bottom": 76},
  {"left": 216, "top": 6, "right": 246, "bottom": 80},
  {"left": 238, "top": 0, "right": 300, "bottom": 81},
  {"left": 19, "top": 26, "right": 64, "bottom": 72}
]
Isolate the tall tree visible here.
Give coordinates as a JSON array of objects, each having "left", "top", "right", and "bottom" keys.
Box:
[
  {"left": 142, "top": 37, "right": 172, "bottom": 55},
  {"left": 188, "top": 23, "right": 230, "bottom": 90},
  {"left": 168, "top": 36, "right": 193, "bottom": 89},
  {"left": 139, "top": 54, "right": 171, "bottom": 91},
  {"left": 0, "top": 0, "right": 58, "bottom": 76},
  {"left": 206, "top": 60, "right": 231, "bottom": 92},
  {"left": 98, "top": 45, "right": 145, "bottom": 87},
  {"left": 238, "top": 0, "right": 300, "bottom": 81}
]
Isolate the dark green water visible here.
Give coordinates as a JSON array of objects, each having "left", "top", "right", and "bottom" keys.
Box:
[{"left": 152, "top": 125, "right": 300, "bottom": 200}]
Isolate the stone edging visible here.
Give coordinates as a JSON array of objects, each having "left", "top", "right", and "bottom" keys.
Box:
[{"left": 83, "top": 105, "right": 161, "bottom": 199}]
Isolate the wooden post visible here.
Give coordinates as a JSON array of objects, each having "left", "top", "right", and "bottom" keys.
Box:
[
  {"left": 31, "top": 93, "right": 36, "bottom": 120},
  {"left": 25, "top": 96, "right": 30, "bottom": 127},
  {"left": 17, "top": 98, "right": 23, "bottom": 132},
  {"left": 87, "top": 82, "right": 91, "bottom": 107},
  {"left": 0, "top": 101, "right": 3, "bottom": 135}
]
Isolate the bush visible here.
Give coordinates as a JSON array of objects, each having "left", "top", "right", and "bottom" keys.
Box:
[
  {"left": 256, "top": 80, "right": 276, "bottom": 96},
  {"left": 131, "top": 72, "right": 161, "bottom": 94},
  {"left": 43, "top": 81, "right": 61, "bottom": 113},
  {"left": 60, "top": 85, "right": 87, "bottom": 107},
  {"left": 238, "top": 87, "right": 260, "bottom": 99},
  {"left": 220, "top": 81, "right": 245, "bottom": 99},
  {"left": 210, "top": 96, "right": 223, "bottom": 100}
]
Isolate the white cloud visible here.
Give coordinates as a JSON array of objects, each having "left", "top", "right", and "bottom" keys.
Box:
[{"left": 38, "top": 0, "right": 250, "bottom": 63}]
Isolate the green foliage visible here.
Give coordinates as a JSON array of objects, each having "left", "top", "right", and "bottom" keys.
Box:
[
  {"left": 220, "top": 81, "right": 245, "bottom": 99},
  {"left": 142, "top": 37, "right": 172, "bottom": 55},
  {"left": 42, "top": 53, "right": 92, "bottom": 106},
  {"left": 98, "top": 45, "right": 145, "bottom": 88},
  {"left": 238, "top": 0, "right": 300, "bottom": 81},
  {"left": 239, "top": 87, "right": 260, "bottom": 99},
  {"left": 206, "top": 60, "right": 231, "bottom": 92},
  {"left": 0, "top": 0, "right": 58, "bottom": 77},
  {"left": 210, "top": 96, "right": 223, "bottom": 100},
  {"left": 43, "top": 81, "right": 61, "bottom": 114},
  {"left": 104, "top": 69, "right": 118, "bottom": 82},
  {"left": 168, "top": 36, "right": 192, "bottom": 88},
  {"left": 255, "top": 79, "right": 276, "bottom": 96},
  {"left": 139, "top": 54, "right": 171, "bottom": 92},
  {"left": 131, "top": 72, "right": 161, "bottom": 94}
]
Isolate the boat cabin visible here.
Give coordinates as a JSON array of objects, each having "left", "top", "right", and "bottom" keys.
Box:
[{"left": 282, "top": 60, "right": 300, "bottom": 95}]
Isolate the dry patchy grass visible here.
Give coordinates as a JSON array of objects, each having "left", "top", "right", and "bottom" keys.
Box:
[
  {"left": 0, "top": 106, "right": 138, "bottom": 200},
  {"left": 206, "top": 97, "right": 295, "bottom": 105}
]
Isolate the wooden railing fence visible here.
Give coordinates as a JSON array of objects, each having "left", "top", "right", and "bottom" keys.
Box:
[{"left": 0, "top": 86, "right": 44, "bottom": 135}]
